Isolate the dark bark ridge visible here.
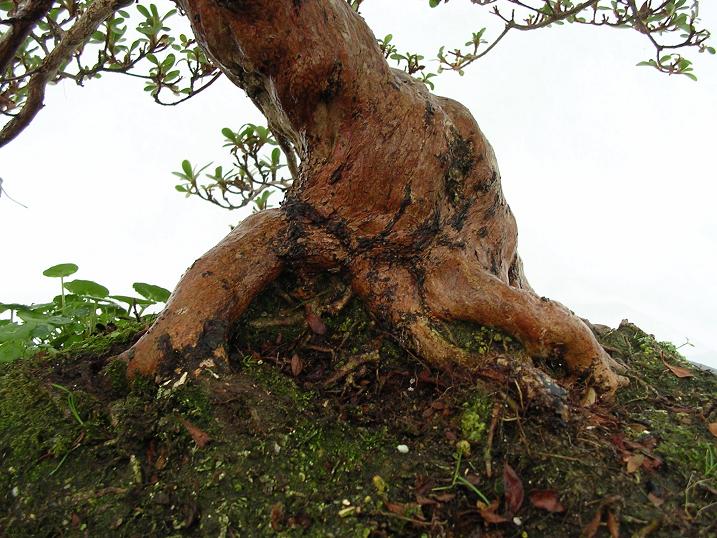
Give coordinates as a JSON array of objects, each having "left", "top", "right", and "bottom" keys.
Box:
[{"left": 121, "top": 0, "right": 627, "bottom": 399}]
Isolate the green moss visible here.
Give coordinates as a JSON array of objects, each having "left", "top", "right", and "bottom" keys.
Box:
[
  {"left": 460, "top": 390, "right": 493, "bottom": 443},
  {"left": 0, "top": 366, "right": 82, "bottom": 470},
  {"left": 436, "top": 319, "right": 518, "bottom": 355},
  {"left": 640, "top": 407, "right": 715, "bottom": 481},
  {"left": 1, "top": 284, "right": 715, "bottom": 537},
  {"left": 102, "top": 358, "right": 129, "bottom": 397},
  {"left": 240, "top": 356, "right": 315, "bottom": 412},
  {"left": 170, "top": 384, "right": 213, "bottom": 424},
  {"left": 60, "top": 319, "right": 148, "bottom": 359}
]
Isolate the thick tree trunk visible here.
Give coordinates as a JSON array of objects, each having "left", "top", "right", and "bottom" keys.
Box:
[{"left": 121, "top": 0, "right": 627, "bottom": 398}]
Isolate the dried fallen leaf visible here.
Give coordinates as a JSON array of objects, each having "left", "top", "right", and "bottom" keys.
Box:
[
  {"left": 528, "top": 490, "right": 565, "bottom": 513},
  {"left": 179, "top": 418, "right": 210, "bottom": 448},
  {"left": 385, "top": 502, "right": 424, "bottom": 519},
  {"left": 478, "top": 499, "right": 508, "bottom": 524},
  {"left": 625, "top": 453, "right": 645, "bottom": 473},
  {"left": 647, "top": 492, "right": 665, "bottom": 507},
  {"left": 611, "top": 434, "right": 627, "bottom": 451},
  {"left": 270, "top": 502, "right": 284, "bottom": 531},
  {"left": 708, "top": 422, "right": 717, "bottom": 438},
  {"left": 583, "top": 496, "right": 622, "bottom": 538},
  {"left": 432, "top": 492, "right": 456, "bottom": 503},
  {"left": 287, "top": 513, "right": 312, "bottom": 530},
  {"left": 385, "top": 502, "right": 406, "bottom": 515},
  {"left": 582, "top": 506, "right": 603, "bottom": 538},
  {"left": 640, "top": 455, "right": 662, "bottom": 472},
  {"left": 662, "top": 360, "right": 694, "bottom": 378},
  {"left": 582, "top": 387, "right": 597, "bottom": 406},
  {"left": 145, "top": 440, "right": 156, "bottom": 467},
  {"left": 155, "top": 446, "right": 169, "bottom": 470},
  {"left": 414, "top": 475, "right": 431, "bottom": 496},
  {"left": 305, "top": 306, "right": 327, "bottom": 335},
  {"left": 606, "top": 510, "right": 620, "bottom": 538},
  {"left": 503, "top": 463, "right": 524, "bottom": 516},
  {"left": 291, "top": 353, "right": 303, "bottom": 377}
]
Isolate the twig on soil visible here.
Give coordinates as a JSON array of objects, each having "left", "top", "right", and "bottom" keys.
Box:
[
  {"left": 379, "top": 329, "right": 432, "bottom": 373},
  {"left": 301, "top": 343, "right": 336, "bottom": 357},
  {"left": 535, "top": 451, "right": 583, "bottom": 463},
  {"left": 513, "top": 380, "right": 524, "bottom": 410},
  {"left": 621, "top": 396, "right": 650, "bottom": 406},
  {"left": 631, "top": 517, "right": 662, "bottom": 537},
  {"left": 323, "top": 285, "right": 354, "bottom": 315},
  {"left": 249, "top": 313, "right": 304, "bottom": 328},
  {"left": 695, "top": 500, "right": 716, "bottom": 518},
  {"left": 581, "top": 495, "right": 623, "bottom": 538},
  {"left": 48, "top": 431, "right": 84, "bottom": 477},
  {"left": 249, "top": 285, "right": 353, "bottom": 330},
  {"left": 337, "top": 320, "right": 360, "bottom": 351},
  {"left": 483, "top": 401, "right": 503, "bottom": 478},
  {"left": 376, "top": 511, "right": 435, "bottom": 527},
  {"left": 321, "top": 351, "right": 380, "bottom": 388}
]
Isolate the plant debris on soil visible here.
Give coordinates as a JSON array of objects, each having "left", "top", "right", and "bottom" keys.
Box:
[{"left": 0, "top": 272, "right": 715, "bottom": 537}]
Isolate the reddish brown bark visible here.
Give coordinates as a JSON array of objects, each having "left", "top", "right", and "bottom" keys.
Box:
[{"left": 122, "top": 0, "right": 627, "bottom": 398}]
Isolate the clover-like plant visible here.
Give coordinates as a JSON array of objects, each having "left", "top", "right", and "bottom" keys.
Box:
[{"left": 0, "top": 264, "right": 171, "bottom": 362}]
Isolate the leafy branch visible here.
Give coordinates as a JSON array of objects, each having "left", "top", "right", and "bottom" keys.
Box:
[
  {"left": 0, "top": 1, "right": 221, "bottom": 147},
  {"left": 428, "top": 0, "right": 712, "bottom": 79},
  {"left": 173, "top": 123, "right": 297, "bottom": 211}
]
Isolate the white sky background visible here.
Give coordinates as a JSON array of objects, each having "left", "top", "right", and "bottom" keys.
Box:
[{"left": 1, "top": 0, "right": 715, "bottom": 367}]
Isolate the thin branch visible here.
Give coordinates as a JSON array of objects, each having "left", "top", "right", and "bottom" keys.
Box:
[
  {"left": 0, "top": 0, "right": 54, "bottom": 73},
  {"left": 0, "top": 0, "right": 130, "bottom": 148},
  {"left": 274, "top": 130, "right": 300, "bottom": 181},
  {"left": 153, "top": 70, "right": 222, "bottom": 106}
]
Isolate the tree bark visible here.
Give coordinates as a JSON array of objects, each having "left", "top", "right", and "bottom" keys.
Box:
[{"left": 122, "top": 0, "right": 627, "bottom": 399}]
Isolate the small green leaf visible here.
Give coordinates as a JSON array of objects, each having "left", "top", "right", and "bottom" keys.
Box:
[
  {"left": 181, "top": 159, "right": 193, "bottom": 177},
  {"left": 64, "top": 279, "right": 110, "bottom": 298},
  {"left": 161, "top": 53, "right": 176, "bottom": 69},
  {"left": 43, "top": 263, "right": 79, "bottom": 278},
  {"left": 0, "top": 303, "right": 29, "bottom": 315},
  {"left": 133, "top": 283, "right": 171, "bottom": 303},
  {"left": 110, "top": 295, "right": 154, "bottom": 307},
  {"left": 0, "top": 340, "right": 27, "bottom": 363}
]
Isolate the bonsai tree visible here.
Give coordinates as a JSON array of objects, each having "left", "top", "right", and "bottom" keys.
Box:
[{"left": 1, "top": 0, "right": 712, "bottom": 402}]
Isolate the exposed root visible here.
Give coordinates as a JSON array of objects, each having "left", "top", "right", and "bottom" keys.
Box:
[
  {"left": 125, "top": 0, "right": 637, "bottom": 408},
  {"left": 121, "top": 210, "right": 287, "bottom": 378},
  {"left": 320, "top": 351, "right": 380, "bottom": 388},
  {"left": 422, "top": 249, "right": 628, "bottom": 397}
]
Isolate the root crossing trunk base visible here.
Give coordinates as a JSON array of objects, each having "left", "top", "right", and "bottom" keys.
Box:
[{"left": 122, "top": 0, "right": 627, "bottom": 398}]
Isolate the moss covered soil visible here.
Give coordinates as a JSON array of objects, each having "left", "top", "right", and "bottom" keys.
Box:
[{"left": 0, "top": 274, "right": 715, "bottom": 537}]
